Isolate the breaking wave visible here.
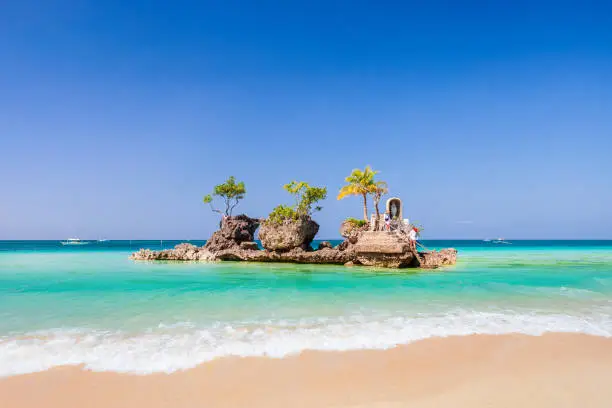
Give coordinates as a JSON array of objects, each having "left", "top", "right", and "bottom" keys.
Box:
[{"left": 1, "top": 309, "right": 611, "bottom": 377}]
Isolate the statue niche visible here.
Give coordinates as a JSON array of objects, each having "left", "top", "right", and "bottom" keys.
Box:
[
  {"left": 386, "top": 197, "right": 403, "bottom": 221},
  {"left": 370, "top": 196, "right": 405, "bottom": 231}
]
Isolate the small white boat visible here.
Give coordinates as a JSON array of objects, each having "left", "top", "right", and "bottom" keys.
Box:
[
  {"left": 60, "top": 238, "right": 89, "bottom": 246},
  {"left": 97, "top": 238, "right": 109, "bottom": 242},
  {"left": 492, "top": 238, "right": 511, "bottom": 244}
]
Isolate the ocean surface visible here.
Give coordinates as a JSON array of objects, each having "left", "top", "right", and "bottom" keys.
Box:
[{"left": 0, "top": 240, "right": 611, "bottom": 377}]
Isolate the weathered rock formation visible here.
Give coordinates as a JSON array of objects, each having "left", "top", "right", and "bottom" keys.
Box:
[
  {"left": 212, "top": 246, "right": 353, "bottom": 264},
  {"left": 337, "top": 221, "right": 368, "bottom": 252},
  {"left": 317, "top": 241, "right": 333, "bottom": 250},
  {"left": 204, "top": 215, "right": 261, "bottom": 252},
  {"left": 353, "top": 231, "right": 415, "bottom": 268},
  {"left": 130, "top": 216, "right": 457, "bottom": 269},
  {"left": 418, "top": 248, "right": 458, "bottom": 268},
  {"left": 131, "top": 243, "right": 214, "bottom": 261},
  {"left": 130, "top": 241, "right": 456, "bottom": 269},
  {"left": 204, "top": 214, "right": 261, "bottom": 252},
  {"left": 339, "top": 220, "right": 368, "bottom": 239},
  {"left": 258, "top": 218, "right": 319, "bottom": 251},
  {"left": 240, "top": 241, "right": 259, "bottom": 251}
]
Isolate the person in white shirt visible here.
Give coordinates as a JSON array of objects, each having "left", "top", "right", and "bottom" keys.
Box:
[{"left": 408, "top": 227, "right": 418, "bottom": 251}]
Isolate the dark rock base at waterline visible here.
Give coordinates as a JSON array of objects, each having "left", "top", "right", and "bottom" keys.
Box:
[{"left": 130, "top": 243, "right": 458, "bottom": 269}]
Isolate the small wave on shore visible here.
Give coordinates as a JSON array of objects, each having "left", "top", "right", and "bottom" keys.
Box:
[{"left": 1, "top": 309, "right": 611, "bottom": 377}]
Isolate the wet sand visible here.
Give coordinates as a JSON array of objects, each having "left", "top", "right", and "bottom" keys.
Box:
[{"left": 2, "top": 333, "right": 612, "bottom": 408}]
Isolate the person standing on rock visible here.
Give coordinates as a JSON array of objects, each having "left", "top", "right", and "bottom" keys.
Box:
[
  {"left": 408, "top": 227, "right": 418, "bottom": 251},
  {"left": 384, "top": 211, "right": 391, "bottom": 231}
]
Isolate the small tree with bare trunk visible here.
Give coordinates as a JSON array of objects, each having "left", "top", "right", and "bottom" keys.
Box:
[
  {"left": 370, "top": 181, "right": 389, "bottom": 230},
  {"left": 203, "top": 176, "right": 246, "bottom": 217}
]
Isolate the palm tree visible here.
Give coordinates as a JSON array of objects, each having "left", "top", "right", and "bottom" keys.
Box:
[
  {"left": 370, "top": 181, "right": 388, "bottom": 230},
  {"left": 337, "top": 166, "right": 378, "bottom": 222}
]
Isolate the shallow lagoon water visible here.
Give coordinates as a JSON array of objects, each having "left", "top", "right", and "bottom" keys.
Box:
[{"left": 0, "top": 240, "right": 611, "bottom": 376}]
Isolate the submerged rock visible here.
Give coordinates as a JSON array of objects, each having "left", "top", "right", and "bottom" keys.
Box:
[{"left": 258, "top": 218, "right": 319, "bottom": 252}]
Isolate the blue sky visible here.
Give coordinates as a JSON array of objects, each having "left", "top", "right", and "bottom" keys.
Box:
[{"left": 1, "top": 1, "right": 611, "bottom": 239}]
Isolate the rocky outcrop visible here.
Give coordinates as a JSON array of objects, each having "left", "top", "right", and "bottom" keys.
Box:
[
  {"left": 317, "top": 241, "right": 333, "bottom": 250},
  {"left": 418, "top": 248, "right": 458, "bottom": 269},
  {"left": 130, "top": 243, "right": 214, "bottom": 261},
  {"left": 340, "top": 220, "right": 368, "bottom": 239},
  {"left": 240, "top": 241, "right": 259, "bottom": 251},
  {"left": 130, "top": 218, "right": 457, "bottom": 269},
  {"left": 204, "top": 215, "right": 261, "bottom": 252},
  {"left": 337, "top": 221, "right": 368, "bottom": 252},
  {"left": 352, "top": 231, "right": 415, "bottom": 268},
  {"left": 258, "top": 218, "right": 319, "bottom": 251},
  {"left": 131, "top": 241, "right": 456, "bottom": 269},
  {"left": 213, "top": 246, "right": 353, "bottom": 264}
]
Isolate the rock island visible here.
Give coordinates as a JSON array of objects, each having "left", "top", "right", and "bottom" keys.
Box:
[{"left": 131, "top": 167, "right": 457, "bottom": 269}]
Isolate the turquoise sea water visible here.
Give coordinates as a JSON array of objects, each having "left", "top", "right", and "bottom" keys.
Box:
[{"left": 1, "top": 240, "right": 611, "bottom": 376}]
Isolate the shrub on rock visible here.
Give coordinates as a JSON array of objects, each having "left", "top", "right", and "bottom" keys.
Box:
[{"left": 260, "top": 181, "right": 327, "bottom": 252}]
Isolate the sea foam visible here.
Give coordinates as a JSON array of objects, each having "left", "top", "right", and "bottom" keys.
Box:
[{"left": 1, "top": 309, "right": 611, "bottom": 377}]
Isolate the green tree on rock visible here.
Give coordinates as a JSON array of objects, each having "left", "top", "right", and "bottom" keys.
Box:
[
  {"left": 337, "top": 165, "right": 379, "bottom": 222},
  {"left": 203, "top": 176, "right": 246, "bottom": 216},
  {"left": 284, "top": 181, "right": 327, "bottom": 217},
  {"left": 267, "top": 181, "right": 327, "bottom": 224}
]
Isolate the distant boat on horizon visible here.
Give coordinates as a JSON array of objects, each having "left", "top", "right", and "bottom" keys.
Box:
[
  {"left": 97, "top": 238, "right": 109, "bottom": 242},
  {"left": 60, "top": 238, "right": 89, "bottom": 246},
  {"left": 492, "top": 238, "right": 511, "bottom": 244}
]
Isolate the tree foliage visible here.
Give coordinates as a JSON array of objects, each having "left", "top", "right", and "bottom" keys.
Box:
[
  {"left": 267, "top": 204, "right": 299, "bottom": 225},
  {"left": 284, "top": 181, "right": 327, "bottom": 217},
  {"left": 337, "top": 165, "right": 380, "bottom": 222},
  {"left": 266, "top": 181, "right": 327, "bottom": 224},
  {"left": 203, "top": 176, "right": 246, "bottom": 216},
  {"left": 344, "top": 217, "right": 368, "bottom": 228}
]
